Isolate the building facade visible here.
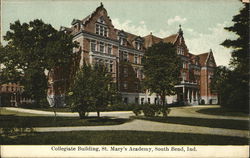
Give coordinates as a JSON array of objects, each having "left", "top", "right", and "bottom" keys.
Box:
[{"left": 47, "top": 3, "right": 218, "bottom": 106}]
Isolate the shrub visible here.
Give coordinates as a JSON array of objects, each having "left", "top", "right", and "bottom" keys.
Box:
[
  {"left": 132, "top": 105, "right": 142, "bottom": 116},
  {"left": 141, "top": 104, "right": 171, "bottom": 117},
  {"left": 105, "top": 103, "right": 135, "bottom": 111}
]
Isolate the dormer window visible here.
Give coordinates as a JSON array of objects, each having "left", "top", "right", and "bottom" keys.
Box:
[
  {"left": 119, "top": 37, "right": 127, "bottom": 46},
  {"left": 118, "top": 31, "right": 127, "bottom": 46},
  {"left": 135, "top": 42, "right": 141, "bottom": 50}
]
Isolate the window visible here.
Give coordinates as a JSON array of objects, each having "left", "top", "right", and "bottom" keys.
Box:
[
  {"left": 99, "top": 42, "right": 104, "bottom": 53},
  {"left": 183, "top": 62, "right": 188, "bottom": 69},
  {"left": 123, "top": 52, "right": 128, "bottom": 62},
  {"left": 96, "top": 24, "right": 108, "bottom": 37},
  {"left": 134, "top": 68, "right": 139, "bottom": 78},
  {"left": 124, "top": 97, "right": 128, "bottom": 104},
  {"left": 154, "top": 98, "right": 158, "bottom": 104},
  {"left": 177, "top": 46, "right": 184, "bottom": 55},
  {"left": 90, "top": 40, "right": 96, "bottom": 52},
  {"left": 141, "top": 70, "right": 144, "bottom": 79},
  {"left": 181, "top": 72, "right": 186, "bottom": 81},
  {"left": 120, "top": 37, "right": 126, "bottom": 45},
  {"left": 123, "top": 82, "right": 128, "bottom": 89},
  {"left": 107, "top": 44, "right": 112, "bottom": 54},
  {"left": 135, "top": 98, "right": 139, "bottom": 104},
  {"left": 124, "top": 67, "right": 128, "bottom": 77},
  {"left": 148, "top": 98, "right": 151, "bottom": 104},
  {"left": 109, "top": 62, "right": 113, "bottom": 73},
  {"left": 134, "top": 55, "right": 138, "bottom": 64},
  {"left": 141, "top": 98, "right": 144, "bottom": 105},
  {"left": 135, "top": 42, "right": 141, "bottom": 50},
  {"left": 137, "top": 69, "right": 141, "bottom": 79}
]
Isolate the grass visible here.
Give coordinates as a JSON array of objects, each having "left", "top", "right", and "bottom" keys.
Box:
[
  {"left": 0, "top": 108, "right": 44, "bottom": 116},
  {"left": 134, "top": 116, "right": 249, "bottom": 130},
  {"left": 0, "top": 108, "right": 130, "bottom": 128},
  {"left": 0, "top": 115, "right": 131, "bottom": 128},
  {"left": 0, "top": 130, "right": 248, "bottom": 145},
  {"left": 196, "top": 107, "right": 249, "bottom": 117}
]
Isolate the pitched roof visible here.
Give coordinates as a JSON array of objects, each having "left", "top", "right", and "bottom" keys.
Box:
[
  {"left": 197, "top": 52, "right": 209, "bottom": 66},
  {"left": 81, "top": 4, "right": 105, "bottom": 25},
  {"left": 143, "top": 33, "right": 163, "bottom": 48},
  {"left": 163, "top": 34, "right": 178, "bottom": 44}
]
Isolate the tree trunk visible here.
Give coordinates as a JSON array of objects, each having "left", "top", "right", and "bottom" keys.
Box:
[
  {"left": 97, "top": 111, "right": 100, "bottom": 118},
  {"left": 160, "top": 93, "right": 169, "bottom": 117},
  {"left": 53, "top": 107, "right": 57, "bottom": 121},
  {"left": 78, "top": 111, "right": 86, "bottom": 119},
  {"left": 160, "top": 94, "right": 166, "bottom": 108}
]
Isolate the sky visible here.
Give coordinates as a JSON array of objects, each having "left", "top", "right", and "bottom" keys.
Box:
[{"left": 1, "top": 0, "right": 244, "bottom": 66}]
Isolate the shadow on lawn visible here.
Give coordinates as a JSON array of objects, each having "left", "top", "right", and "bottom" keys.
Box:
[
  {"left": 137, "top": 116, "right": 249, "bottom": 130},
  {"left": 0, "top": 115, "right": 131, "bottom": 128},
  {"left": 196, "top": 107, "right": 248, "bottom": 117}
]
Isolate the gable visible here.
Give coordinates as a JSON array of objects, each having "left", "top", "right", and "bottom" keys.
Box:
[
  {"left": 206, "top": 53, "right": 216, "bottom": 67},
  {"left": 82, "top": 5, "right": 117, "bottom": 40}
]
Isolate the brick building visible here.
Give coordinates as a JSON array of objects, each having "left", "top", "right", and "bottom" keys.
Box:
[{"left": 47, "top": 3, "right": 218, "bottom": 106}]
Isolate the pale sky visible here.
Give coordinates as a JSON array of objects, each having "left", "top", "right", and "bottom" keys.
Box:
[{"left": 1, "top": 0, "right": 244, "bottom": 66}]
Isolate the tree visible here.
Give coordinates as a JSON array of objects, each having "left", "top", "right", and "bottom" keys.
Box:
[
  {"left": 0, "top": 19, "right": 78, "bottom": 107},
  {"left": 142, "top": 42, "right": 182, "bottom": 108},
  {"left": 218, "top": 3, "right": 249, "bottom": 112},
  {"left": 210, "top": 66, "right": 230, "bottom": 105},
  {"left": 68, "top": 62, "right": 115, "bottom": 118}
]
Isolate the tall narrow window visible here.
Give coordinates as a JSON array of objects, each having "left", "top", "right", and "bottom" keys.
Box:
[
  {"left": 99, "top": 42, "right": 104, "bottom": 53},
  {"left": 135, "top": 68, "right": 139, "bottom": 78},
  {"left": 90, "top": 40, "right": 96, "bottom": 52},
  {"left": 148, "top": 98, "right": 151, "bottom": 104},
  {"left": 135, "top": 42, "right": 141, "bottom": 50},
  {"left": 123, "top": 52, "right": 128, "bottom": 62},
  {"left": 107, "top": 44, "right": 112, "bottom": 54},
  {"left": 96, "top": 25, "right": 100, "bottom": 35},
  {"left": 141, "top": 98, "right": 144, "bottom": 105},
  {"left": 109, "top": 62, "right": 113, "bottom": 73},
  {"left": 134, "top": 55, "right": 138, "bottom": 64},
  {"left": 120, "top": 37, "right": 126, "bottom": 46}
]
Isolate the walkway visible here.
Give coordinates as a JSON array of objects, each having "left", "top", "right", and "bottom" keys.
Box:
[{"left": 2, "top": 106, "right": 249, "bottom": 138}]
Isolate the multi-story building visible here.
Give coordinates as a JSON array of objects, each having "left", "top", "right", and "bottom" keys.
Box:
[{"left": 47, "top": 3, "right": 218, "bottom": 106}]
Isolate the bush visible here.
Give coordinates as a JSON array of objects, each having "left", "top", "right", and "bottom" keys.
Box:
[
  {"left": 140, "top": 104, "right": 171, "bottom": 117},
  {"left": 132, "top": 105, "right": 142, "bottom": 116},
  {"left": 105, "top": 103, "right": 135, "bottom": 111}
]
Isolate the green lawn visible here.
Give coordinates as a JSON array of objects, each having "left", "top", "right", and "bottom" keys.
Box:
[
  {"left": 134, "top": 116, "right": 249, "bottom": 130},
  {"left": 0, "top": 109, "right": 130, "bottom": 128},
  {"left": 0, "top": 131, "right": 248, "bottom": 145},
  {"left": 0, "top": 108, "right": 44, "bottom": 116},
  {"left": 0, "top": 115, "right": 131, "bottom": 128},
  {"left": 196, "top": 107, "right": 249, "bottom": 117}
]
